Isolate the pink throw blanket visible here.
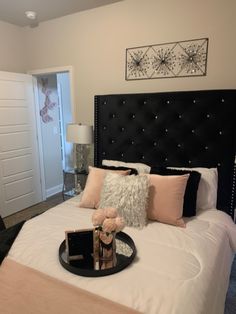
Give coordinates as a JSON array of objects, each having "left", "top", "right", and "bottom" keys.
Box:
[{"left": 0, "top": 258, "right": 140, "bottom": 314}]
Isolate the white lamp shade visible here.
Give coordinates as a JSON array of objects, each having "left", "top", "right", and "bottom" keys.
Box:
[{"left": 66, "top": 124, "right": 93, "bottom": 144}]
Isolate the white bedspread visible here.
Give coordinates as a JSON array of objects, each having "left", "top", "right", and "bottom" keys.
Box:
[{"left": 8, "top": 197, "right": 236, "bottom": 314}]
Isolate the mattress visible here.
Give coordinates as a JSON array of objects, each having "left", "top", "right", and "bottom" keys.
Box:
[{"left": 7, "top": 196, "right": 236, "bottom": 314}]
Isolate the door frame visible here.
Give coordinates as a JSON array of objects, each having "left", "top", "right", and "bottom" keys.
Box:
[{"left": 28, "top": 66, "right": 76, "bottom": 200}]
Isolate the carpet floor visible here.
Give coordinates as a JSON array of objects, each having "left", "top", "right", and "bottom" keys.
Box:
[{"left": 3, "top": 192, "right": 65, "bottom": 228}]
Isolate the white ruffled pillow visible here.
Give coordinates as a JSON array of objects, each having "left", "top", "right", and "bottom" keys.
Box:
[
  {"left": 99, "top": 172, "right": 149, "bottom": 228},
  {"left": 102, "top": 159, "right": 151, "bottom": 174},
  {"left": 168, "top": 167, "right": 218, "bottom": 210}
]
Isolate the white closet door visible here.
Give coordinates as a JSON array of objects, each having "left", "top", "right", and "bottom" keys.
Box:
[{"left": 0, "top": 71, "right": 42, "bottom": 217}]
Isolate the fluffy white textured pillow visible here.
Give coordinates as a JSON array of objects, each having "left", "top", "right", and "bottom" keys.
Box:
[
  {"left": 102, "top": 159, "right": 151, "bottom": 174},
  {"left": 168, "top": 167, "right": 218, "bottom": 210},
  {"left": 99, "top": 172, "right": 149, "bottom": 228}
]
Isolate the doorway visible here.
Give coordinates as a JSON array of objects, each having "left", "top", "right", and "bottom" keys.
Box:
[{"left": 30, "top": 66, "right": 75, "bottom": 200}]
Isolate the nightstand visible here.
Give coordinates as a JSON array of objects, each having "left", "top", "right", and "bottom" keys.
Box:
[{"left": 62, "top": 169, "right": 88, "bottom": 200}]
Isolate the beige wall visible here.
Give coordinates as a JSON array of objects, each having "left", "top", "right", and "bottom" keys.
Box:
[
  {"left": 2, "top": 0, "right": 236, "bottom": 124},
  {"left": 0, "top": 21, "right": 26, "bottom": 73}
]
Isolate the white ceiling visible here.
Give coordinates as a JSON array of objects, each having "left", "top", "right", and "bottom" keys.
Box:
[{"left": 0, "top": 0, "right": 123, "bottom": 27}]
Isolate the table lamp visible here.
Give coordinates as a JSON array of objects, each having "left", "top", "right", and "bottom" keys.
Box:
[{"left": 66, "top": 123, "right": 93, "bottom": 193}]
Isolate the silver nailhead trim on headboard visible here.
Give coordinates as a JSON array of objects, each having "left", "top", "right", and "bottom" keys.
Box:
[{"left": 230, "top": 162, "right": 236, "bottom": 218}]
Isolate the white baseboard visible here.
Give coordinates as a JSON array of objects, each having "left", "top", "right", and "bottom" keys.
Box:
[{"left": 46, "top": 184, "right": 63, "bottom": 198}]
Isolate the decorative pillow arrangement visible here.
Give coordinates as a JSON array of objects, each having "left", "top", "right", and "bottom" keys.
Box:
[
  {"left": 146, "top": 174, "right": 189, "bottom": 227},
  {"left": 99, "top": 172, "right": 149, "bottom": 229},
  {"left": 150, "top": 167, "right": 201, "bottom": 217},
  {"left": 79, "top": 165, "right": 190, "bottom": 228},
  {"left": 78, "top": 166, "right": 131, "bottom": 209},
  {"left": 167, "top": 167, "right": 218, "bottom": 210},
  {"left": 102, "top": 159, "right": 151, "bottom": 174},
  {"left": 79, "top": 161, "right": 216, "bottom": 229}
]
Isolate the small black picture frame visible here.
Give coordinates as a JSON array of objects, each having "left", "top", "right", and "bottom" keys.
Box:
[{"left": 65, "top": 229, "right": 94, "bottom": 262}]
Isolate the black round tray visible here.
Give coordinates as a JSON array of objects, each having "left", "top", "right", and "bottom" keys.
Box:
[{"left": 59, "top": 231, "right": 136, "bottom": 277}]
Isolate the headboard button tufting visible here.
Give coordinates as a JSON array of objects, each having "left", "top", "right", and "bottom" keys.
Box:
[{"left": 95, "top": 90, "right": 236, "bottom": 219}]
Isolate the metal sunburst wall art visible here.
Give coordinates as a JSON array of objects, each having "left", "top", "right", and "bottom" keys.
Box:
[{"left": 125, "top": 38, "right": 208, "bottom": 80}]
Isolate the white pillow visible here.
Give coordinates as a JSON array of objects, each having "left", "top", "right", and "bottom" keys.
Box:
[
  {"left": 99, "top": 172, "right": 149, "bottom": 228},
  {"left": 102, "top": 159, "right": 151, "bottom": 174},
  {"left": 167, "top": 167, "right": 218, "bottom": 210}
]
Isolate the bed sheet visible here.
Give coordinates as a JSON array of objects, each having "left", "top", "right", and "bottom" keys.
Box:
[{"left": 7, "top": 197, "right": 236, "bottom": 314}]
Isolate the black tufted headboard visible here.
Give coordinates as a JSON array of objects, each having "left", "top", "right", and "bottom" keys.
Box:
[{"left": 94, "top": 90, "right": 236, "bottom": 218}]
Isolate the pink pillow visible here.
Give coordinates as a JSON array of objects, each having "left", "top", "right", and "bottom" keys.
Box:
[
  {"left": 147, "top": 174, "right": 189, "bottom": 227},
  {"left": 79, "top": 166, "right": 130, "bottom": 209}
]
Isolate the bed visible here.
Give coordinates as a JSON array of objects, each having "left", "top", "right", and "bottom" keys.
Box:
[{"left": 0, "top": 89, "right": 236, "bottom": 314}]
